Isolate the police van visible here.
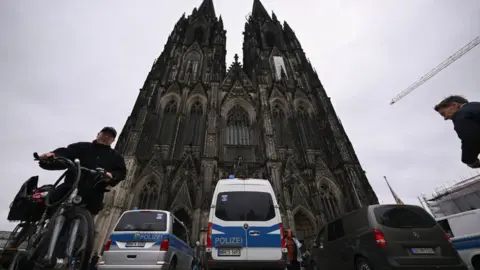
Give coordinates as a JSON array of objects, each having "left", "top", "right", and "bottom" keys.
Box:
[
  {"left": 436, "top": 209, "right": 480, "bottom": 270},
  {"left": 98, "top": 209, "right": 196, "bottom": 270},
  {"left": 206, "top": 177, "right": 288, "bottom": 269}
]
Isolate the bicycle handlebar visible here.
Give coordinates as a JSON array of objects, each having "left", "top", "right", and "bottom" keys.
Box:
[
  {"left": 33, "top": 152, "right": 107, "bottom": 175},
  {"left": 33, "top": 152, "right": 110, "bottom": 207}
]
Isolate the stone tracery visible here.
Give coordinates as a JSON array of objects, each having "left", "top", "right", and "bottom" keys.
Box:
[
  {"left": 138, "top": 178, "right": 160, "bottom": 209},
  {"left": 226, "top": 104, "right": 251, "bottom": 145}
]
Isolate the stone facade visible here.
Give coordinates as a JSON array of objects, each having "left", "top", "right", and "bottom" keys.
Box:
[{"left": 93, "top": 0, "right": 378, "bottom": 252}]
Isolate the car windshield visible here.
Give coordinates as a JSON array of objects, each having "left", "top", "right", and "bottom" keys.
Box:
[
  {"left": 215, "top": 191, "right": 275, "bottom": 222},
  {"left": 114, "top": 211, "right": 167, "bottom": 231}
]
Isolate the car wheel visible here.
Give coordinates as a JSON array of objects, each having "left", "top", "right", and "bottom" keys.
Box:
[
  {"left": 169, "top": 257, "right": 177, "bottom": 270},
  {"left": 472, "top": 256, "right": 480, "bottom": 270},
  {"left": 356, "top": 257, "right": 373, "bottom": 270}
]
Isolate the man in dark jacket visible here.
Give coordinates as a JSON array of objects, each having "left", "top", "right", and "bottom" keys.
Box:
[
  {"left": 38, "top": 126, "right": 127, "bottom": 214},
  {"left": 434, "top": 95, "right": 480, "bottom": 168}
]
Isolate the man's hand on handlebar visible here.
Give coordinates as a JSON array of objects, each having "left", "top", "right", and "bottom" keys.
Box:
[
  {"left": 38, "top": 152, "right": 55, "bottom": 159},
  {"left": 91, "top": 168, "right": 113, "bottom": 182}
]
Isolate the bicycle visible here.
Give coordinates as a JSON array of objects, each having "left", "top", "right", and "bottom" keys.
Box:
[{"left": 8, "top": 152, "right": 110, "bottom": 270}]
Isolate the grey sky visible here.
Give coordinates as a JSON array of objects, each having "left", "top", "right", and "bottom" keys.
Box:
[{"left": 0, "top": 0, "right": 479, "bottom": 230}]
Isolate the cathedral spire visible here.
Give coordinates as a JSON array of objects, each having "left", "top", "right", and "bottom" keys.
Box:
[
  {"left": 283, "top": 21, "right": 293, "bottom": 32},
  {"left": 252, "top": 0, "right": 271, "bottom": 20},
  {"left": 218, "top": 15, "right": 224, "bottom": 29},
  {"left": 197, "top": 0, "right": 216, "bottom": 18}
]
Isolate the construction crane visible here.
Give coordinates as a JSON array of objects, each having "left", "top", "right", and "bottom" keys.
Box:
[{"left": 390, "top": 36, "right": 480, "bottom": 105}]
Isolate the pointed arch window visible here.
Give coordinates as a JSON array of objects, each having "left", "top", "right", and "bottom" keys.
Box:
[
  {"left": 271, "top": 104, "right": 291, "bottom": 147},
  {"left": 194, "top": 27, "right": 204, "bottom": 43},
  {"left": 296, "top": 103, "right": 319, "bottom": 149},
  {"left": 297, "top": 104, "right": 310, "bottom": 146},
  {"left": 159, "top": 100, "right": 178, "bottom": 144},
  {"left": 138, "top": 115, "right": 155, "bottom": 158},
  {"left": 226, "top": 105, "right": 251, "bottom": 145},
  {"left": 184, "top": 51, "right": 201, "bottom": 82},
  {"left": 320, "top": 185, "right": 339, "bottom": 220},
  {"left": 185, "top": 101, "right": 205, "bottom": 146},
  {"left": 265, "top": 31, "right": 276, "bottom": 48},
  {"left": 139, "top": 179, "right": 159, "bottom": 209},
  {"left": 134, "top": 106, "right": 147, "bottom": 130},
  {"left": 273, "top": 56, "right": 288, "bottom": 81}
]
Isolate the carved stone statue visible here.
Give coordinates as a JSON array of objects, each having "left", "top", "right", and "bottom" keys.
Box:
[{"left": 233, "top": 156, "right": 248, "bottom": 178}]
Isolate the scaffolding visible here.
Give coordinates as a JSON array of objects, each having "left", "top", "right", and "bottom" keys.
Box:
[
  {"left": 428, "top": 173, "right": 480, "bottom": 201},
  {"left": 421, "top": 173, "right": 480, "bottom": 217}
]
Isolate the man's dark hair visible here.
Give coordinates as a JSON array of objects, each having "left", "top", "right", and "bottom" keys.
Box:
[
  {"left": 434, "top": 95, "right": 469, "bottom": 111},
  {"left": 100, "top": 126, "right": 117, "bottom": 138}
]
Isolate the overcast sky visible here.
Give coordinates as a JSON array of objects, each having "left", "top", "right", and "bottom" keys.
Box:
[{"left": 0, "top": 0, "right": 479, "bottom": 230}]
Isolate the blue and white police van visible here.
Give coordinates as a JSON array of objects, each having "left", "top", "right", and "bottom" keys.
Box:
[
  {"left": 205, "top": 177, "right": 288, "bottom": 269},
  {"left": 436, "top": 209, "right": 480, "bottom": 270},
  {"left": 98, "top": 209, "right": 196, "bottom": 270}
]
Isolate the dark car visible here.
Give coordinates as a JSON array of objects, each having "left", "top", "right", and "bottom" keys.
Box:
[{"left": 311, "top": 204, "right": 467, "bottom": 270}]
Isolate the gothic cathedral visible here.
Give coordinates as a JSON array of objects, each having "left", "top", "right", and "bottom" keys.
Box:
[{"left": 93, "top": 0, "right": 378, "bottom": 251}]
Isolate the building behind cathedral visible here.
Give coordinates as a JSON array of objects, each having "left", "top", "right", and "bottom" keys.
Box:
[{"left": 93, "top": 0, "right": 378, "bottom": 252}]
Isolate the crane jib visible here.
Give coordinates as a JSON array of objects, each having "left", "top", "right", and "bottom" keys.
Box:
[{"left": 390, "top": 36, "right": 480, "bottom": 105}]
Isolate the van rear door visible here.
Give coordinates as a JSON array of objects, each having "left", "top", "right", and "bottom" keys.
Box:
[
  {"left": 372, "top": 205, "right": 461, "bottom": 266},
  {"left": 244, "top": 184, "right": 282, "bottom": 261},
  {"left": 211, "top": 181, "right": 248, "bottom": 261},
  {"left": 105, "top": 211, "right": 168, "bottom": 266}
]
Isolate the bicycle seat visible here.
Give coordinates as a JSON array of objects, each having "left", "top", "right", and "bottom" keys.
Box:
[{"left": 37, "top": 184, "right": 55, "bottom": 192}]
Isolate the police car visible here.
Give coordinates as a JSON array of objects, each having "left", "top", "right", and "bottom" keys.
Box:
[
  {"left": 205, "top": 176, "right": 288, "bottom": 269},
  {"left": 99, "top": 209, "right": 196, "bottom": 270},
  {"left": 436, "top": 209, "right": 480, "bottom": 270}
]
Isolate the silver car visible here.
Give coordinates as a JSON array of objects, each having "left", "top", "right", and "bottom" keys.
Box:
[{"left": 98, "top": 210, "right": 196, "bottom": 270}]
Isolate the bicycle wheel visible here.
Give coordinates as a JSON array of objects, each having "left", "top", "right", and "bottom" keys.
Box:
[
  {"left": 65, "top": 207, "right": 95, "bottom": 270},
  {"left": 27, "top": 207, "right": 95, "bottom": 270},
  {"left": 9, "top": 222, "right": 34, "bottom": 248},
  {"left": 1, "top": 222, "right": 34, "bottom": 270}
]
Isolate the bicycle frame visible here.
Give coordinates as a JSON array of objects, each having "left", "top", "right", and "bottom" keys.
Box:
[{"left": 42, "top": 158, "right": 83, "bottom": 267}]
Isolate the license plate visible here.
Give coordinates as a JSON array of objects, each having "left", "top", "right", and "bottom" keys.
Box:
[
  {"left": 125, "top": 242, "right": 145, "bottom": 247},
  {"left": 410, "top": 248, "right": 435, "bottom": 254},
  {"left": 217, "top": 248, "right": 241, "bottom": 256}
]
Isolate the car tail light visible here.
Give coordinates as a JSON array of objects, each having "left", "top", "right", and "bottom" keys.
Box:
[
  {"left": 206, "top": 222, "right": 213, "bottom": 248},
  {"left": 279, "top": 223, "right": 286, "bottom": 249},
  {"left": 444, "top": 233, "right": 453, "bottom": 246},
  {"left": 104, "top": 239, "right": 112, "bottom": 251},
  {"left": 160, "top": 237, "right": 169, "bottom": 251},
  {"left": 374, "top": 229, "right": 387, "bottom": 247}
]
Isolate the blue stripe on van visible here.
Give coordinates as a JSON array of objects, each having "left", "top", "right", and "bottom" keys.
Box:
[
  {"left": 109, "top": 233, "right": 194, "bottom": 256},
  {"left": 212, "top": 224, "right": 247, "bottom": 247},
  {"left": 110, "top": 233, "right": 165, "bottom": 242},
  {"left": 212, "top": 223, "right": 282, "bottom": 248},
  {"left": 452, "top": 234, "right": 480, "bottom": 251}
]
